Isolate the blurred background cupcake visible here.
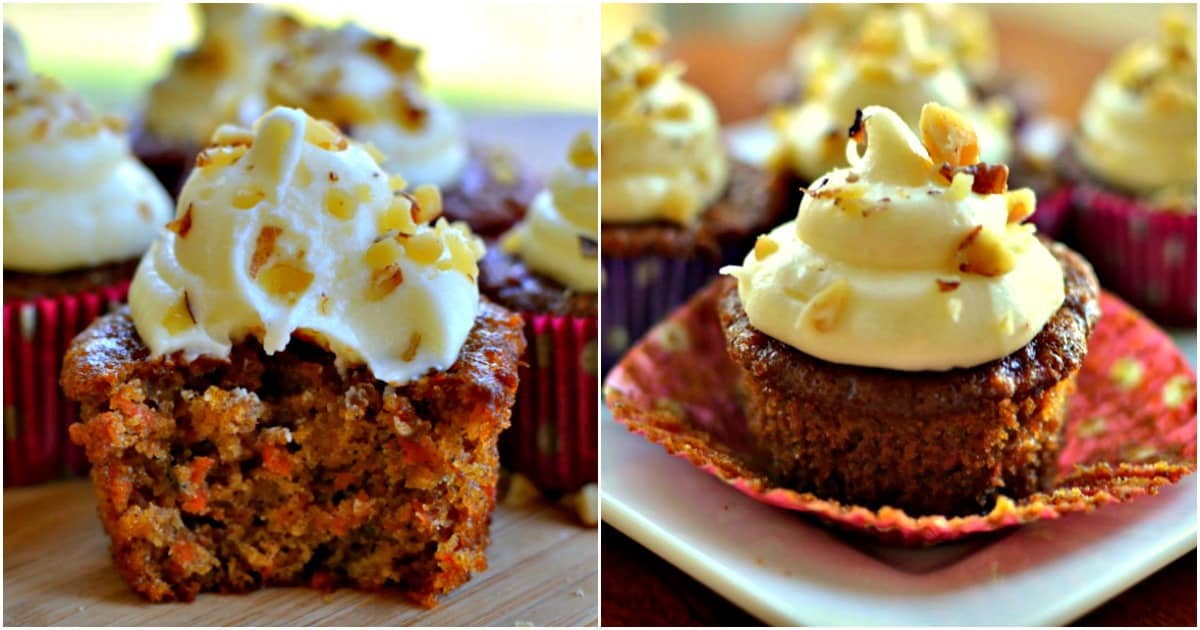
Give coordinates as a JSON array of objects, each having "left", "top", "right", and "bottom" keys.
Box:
[
  {"left": 482, "top": 132, "right": 599, "bottom": 492},
  {"left": 3, "top": 24, "right": 174, "bottom": 485},
  {"left": 600, "top": 24, "right": 791, "bottom": 372},
  {"left": 1066, "top": 13, "right": 1196, "bottom": 325}
]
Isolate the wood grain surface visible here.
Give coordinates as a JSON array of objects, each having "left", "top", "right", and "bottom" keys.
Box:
[{"left": 4, "top": 480, "right": 598, "bottom": 626}]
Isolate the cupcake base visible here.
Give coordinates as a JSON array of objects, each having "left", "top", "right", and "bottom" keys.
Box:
[
  {"left": 1071, "top": 183, "right": 1196, "bottom": 325},
  {"left": 605, "top": 277, "right": 1195, "bottom": 546},
  {"left": 600, "top": 161, "right": 793, "bottom": 372},
  {"left": 63, "top": 302, "right": 524, "bottom": 604}
]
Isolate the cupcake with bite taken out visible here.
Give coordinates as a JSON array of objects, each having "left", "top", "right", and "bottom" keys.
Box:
[
  {"left": 720, "top": 103, "right": 1099, "bottom": 516},
  {"left": 3, "top": 25, "right": 174, "bottom": 485},
  {"left": 601, "top": 24, "right": 792, "bottom": 371},
  {"left": 481, "top": 132, "right": 599, "bottom": 492},
  {"left": 63, "top": 106, "right": 524, "bottom": 604},
  {"left": 1065, "top": 13, "right": 1196, "bottom": 324}
]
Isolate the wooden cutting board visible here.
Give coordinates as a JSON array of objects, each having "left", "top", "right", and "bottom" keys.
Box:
[{"left": 3, "top": 479, "right": 598, "bottom": 626}]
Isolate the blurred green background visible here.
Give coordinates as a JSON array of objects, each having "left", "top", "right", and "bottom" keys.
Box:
[{"left": 3, "top": 2, "right": 598, "bottom": 116}]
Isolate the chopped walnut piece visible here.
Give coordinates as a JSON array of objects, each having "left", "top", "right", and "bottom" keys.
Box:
[
  {"left": 919, "top": 103, "right": 980, "bottom": 168},
  {"left": 848, "top": 108, "right": 866, "bottom": 144},
  {"left": 938, "top": 162, "right": 1009, "bottom": 195},
  {"left": 250, "top": 226, "right": 283, "bottom": 278},
  {"left": 956, "top": 225, "right": 1016, "bottom": 277},
  {"left": 401, "top": 331, "right": 422, "bottom": 362},
  {"left": 166, "top": 203, "right": 194, "bottom": 238},
  {"left": 367, "top": 264, "right": 404, "bottom": 301},
  {"left": 754, "top": 236, "right": 779, "bottom": 260},
  {"left": 805, "top": 279, "right": 850, "bottom": 332},
  {"left": 936, "top": 279, "right": 961, "bottom": 292}
]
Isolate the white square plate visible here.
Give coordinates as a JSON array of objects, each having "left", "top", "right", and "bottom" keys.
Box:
[
  {"left": 602, "top": 122, "right": 1197, "bottom": 623},
  {"left": 602, "top": 409, "right": 1196, "bottom": 626}
]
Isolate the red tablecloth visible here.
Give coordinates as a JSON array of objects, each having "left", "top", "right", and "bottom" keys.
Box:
[{"left": 601, "top": 525, "right": 1197, "bottom": 626}]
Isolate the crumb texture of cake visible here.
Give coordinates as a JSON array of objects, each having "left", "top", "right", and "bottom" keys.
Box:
[{"left": 64, "top": 302, "right": 523, "bottom": 605}]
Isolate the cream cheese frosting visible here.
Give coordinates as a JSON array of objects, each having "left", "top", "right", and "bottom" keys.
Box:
[
  {"left": 4, "top": 50, "right": 174, "bottom": 273},
  {"left": 1076, "top": 13, "right": 1197, "bottom": 202},
  {"left": 267, "top": 23, "right": 468, "bottom": 189},
  {"left": 501, "top": 132, "right": 598, "bottom": 292},
  {"left": 129, "top": 106, "right": 485, "bottom": 385},
  {"left": 601, "top": 24, "right": 729, "bottom": 225},
  {"left": 775, "top": 7, "right": 1012, "bottom": 182},
  {"left": 724, "top": 104, "right": 1064, "bottom": 372},
  {"left": 791, "top": 3, "right": 998, "bottom": 91},
  {"left": 143, "top": 4, "right": 298, "bottom": 145}
]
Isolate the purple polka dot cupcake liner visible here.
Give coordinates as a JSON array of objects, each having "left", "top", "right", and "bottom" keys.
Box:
[
  {"left": 601, "top": 242, "right": 748, "bottom": 373},
  {"left": 1072, "top": 183, "right": 1196, "bottom": 325}
]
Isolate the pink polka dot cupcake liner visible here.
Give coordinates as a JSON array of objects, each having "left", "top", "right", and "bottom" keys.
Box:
[
  {"left": 605, "top": 280, "right": 1195, "bottom": 546},
  {"left": 3, "top": 282, "right": 129, "bottom": 486},
  {"left": 501, "top": 312, "right": 598, "bottom": 491},
  {"left": 1033, "top": 185, "right": 1074, "bottom": 241},
  {"left": 1071, "top": 183, "right": 1196, "bottom": 325}
]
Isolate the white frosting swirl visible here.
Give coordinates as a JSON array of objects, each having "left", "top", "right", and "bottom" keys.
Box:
[
  {"left": 724, "top": 105, "right": 1064, "bottom": 371},
  {"left": 1076, "top": 13, "right": 1196, "bottom": 200},
  {"left": 601, "top": 25, "right": 729, "bottom": 225},
  {"left": 144, "top": 4, "right": 297, "bottom": 145},
  {"left": 502, "top": 133, "right": 598, "bottom": 292},
  {"left": 776, "top": 8, "right": 1012, "bottom": 182},
  {"left": 130, "top": 107, "right": 484, "bottom": 385},
  {"left": 791, "top": 4, "right": 997, "bottom": 90},
  {"left": 267, "top": 23, "right": 468, "bottom": 188},
  {"left": 4, "top": 71, "right": 173, "bottom": 273}
]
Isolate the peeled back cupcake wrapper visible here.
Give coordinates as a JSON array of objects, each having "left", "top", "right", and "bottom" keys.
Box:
[
  {"left": 605, "top": 280, "right": 1196, "bottom": 547},
  {"left": 3, "top": 282, "right": 129, "bottom": 486},
  {"left": 502, "top": 312, "right": 598, "bottom": 491},
  {"left": 1072, "top": 183, "right": 1197, "bottom": 325}
]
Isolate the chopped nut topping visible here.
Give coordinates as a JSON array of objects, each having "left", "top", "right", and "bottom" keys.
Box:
[
  {"left": 568, "top": 132, "right": 598, "bottom": 169},
  {"left": 232, "top": 188, "right": 265, "bottom": 210},
  {"left": 848, "top": 108, "right": 866, "bottom": 144},
  {"left": 250, "top": 226, "right": 283, "bottom": 278},
  {"left": 318, "top": 293, "right": 331, "bottom": 315},
  {"left": 324, "top": 188, "right": 356, "bottom": 220},
  {"left": 379, "top": 195, "right": 417, "bottom": 234},
  {"left": 754, "top": 235, "right": 779, "bottom": 260},
  {"left": 956, "top": 225, "right": 1016, "bottom": 277},
  {"left": 367, "top": 264, "right": 404, "bottom": 301},
  {"left": 631, "top": 24, "right": 666, "bottom": 48},
  {"left": 805, "top": 279, "right": 850, "bottom": 332},
  {"left": 161, "top": 292, "right": 195, "bottom": 335},
  {"left": 328, "top": 171, "right": 340, "bottom": 183},
  {"left": 401, "top": 331, "right": 422, "bottom": 362},
  {"left": 939, "top": 162, "right": 1009, "bottom": 195},
  {"left": 1005, "top": 188, "right": 1035, "bottom": 224},
  {"left": 388, "top": 174, "right": 408, "bottom": 192},
  {"left": 364, "top": 237, "right": 403, "bottom": 270},
  {"left": 258, "top": 263, "right": 314, "bottom": 302},
  {"left": 936, "top": 279, "right": 961, "bottom": 292},
  {"left": 403, "top": 231, "right": 444, "bottom": 265},
  {"left": 919, "top": 103, "right": 980, "bottom": 168},
  {"left": 166, "top": 203, "right": 194, "bottom": 238},
  {"left": 412, "top": 185, "right": 442, "bottom": 223}
]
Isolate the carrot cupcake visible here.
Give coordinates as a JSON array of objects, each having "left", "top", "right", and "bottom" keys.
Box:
[
  {"left": 601, "top": 25, "right": 792, "bottom": 371},
  {"left": 266, "top": 23, "right": 536, "bottom": 237},
  {"left": 720, "top": 104, "right": 1100, "bottom": 516},
  {"left": 1066, "top": 13, "right": 1196, "bottom": 324},
  {"left": 481, "top": 132, "right": 598, "bottom": 491},
  {"left": 4, "top": 25, "right": 174, "bottom": 485},
  {"left": 63, "top": 106, "right": 524, "bottom": 604},
  {"left": 789, "top": 4, "right": 998, "bottom": 101},
  {"left": 772, "top": 8, "right": 1014, "bottom": 193},
  {"left": 135, "top": 4, "right": 299, "bottom": 192}
]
